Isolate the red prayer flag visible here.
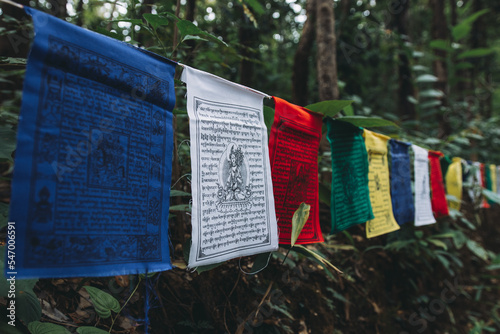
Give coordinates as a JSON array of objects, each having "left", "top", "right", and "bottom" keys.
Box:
[
  {"left": 269, "top": 97, "right": 324, "bottom": 244},
  {"left": 480, "top": 163, "right": 490, "bottom": 209},
  {"left": 428, "top": 150, "right": 449, "bottom": 218}
]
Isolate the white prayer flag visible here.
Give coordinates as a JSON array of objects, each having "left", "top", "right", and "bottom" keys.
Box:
[
  {"left": 412, "top": 145, "right": 436, "bottom": 226},
  {"left": 181, "top": 66, "right": 278, "bottom": 268}
]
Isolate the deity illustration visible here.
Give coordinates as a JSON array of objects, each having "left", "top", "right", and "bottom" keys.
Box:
[
  {"left": 216, "top": 143, "right": 252, "bottom": 212},
  {"left": 88, "top": 133, "right": 128, "bottom": 189},
  {"left": 285, "top": 161, "right": 308, "bottom": 205}
]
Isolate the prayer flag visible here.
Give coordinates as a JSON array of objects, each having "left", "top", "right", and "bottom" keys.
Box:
[
  {"left": 480, "top": 163, "right": 490, "bottom": 209},
  {"left": 428, "top": 150, "right": 449, "bottom": 218},
  {"left": 326, "top": 119, "right": 373, "bottom": 234},
  {"left": 269, "top": 97, "right": 324, "bottom": 244},
  {"left": 9, "top": 8, "right": 176, "bottom": 278},
  {"left": 363, "top": 130, "right": 400, "bottom": 238},
  {"left": 181, "top": 66, "right": 278, "bottom": 267},
  {"left": 489, "top": 165, "right": 497, "bottom": 194},
  {"left": 496, "top": 166, "right": 500, "bottom": 196},
  {"left": 445, "top": 158, "right": 463, "bottom": 211},
  {"left": 412, "top": 145, "right": 436, "bottom": 226},
  {"left": 388, "top": 140, "right": 414, "bottom": 225}
]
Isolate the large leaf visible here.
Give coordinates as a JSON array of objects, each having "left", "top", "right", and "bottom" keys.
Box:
[
  {"left": 17, "top": 290, "right": 42, "bottom": 325},
  {"left": 452, "top": 23, "right": 472, "bottom": 41},
  {"left": 291, "top": 245, "right": 342, "bottom": 275},
  {"left": 337, "top": 116, "right": 398, "bottom": 128},
  {"left": 304, "top": 100, "right": 353, "bottom": 118},
  {"left": 0, "top": 322, "right": 25, "bottom": 334},
  {"left": 28, "top": 322, "right": 71, "bottom": 334},
  {"left": 263, "top": 105, "right": 275, "bottom": 136},
  {"left": 143, "top": 13, "right": 169, "bottom": 30},
  {"left": 290, "top": 203, "right": 311, "bottom": 247},
  {"left": 76, "top": 327, "right": 109, "bottom": 334},
  {"left": 457, "top": 48, "right": 494, "bottom": 59},
  {"left": 83, "top": 286, "right": 120, "bottom": 319},
  {"left": 245, "top": 252, "right": 271, "bottom": 274},
  {"left": 176, "top": 20, "right": 227, "bottom": 47}
]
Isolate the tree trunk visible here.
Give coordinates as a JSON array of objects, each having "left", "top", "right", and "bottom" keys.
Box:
[
  {"left": 315, "top": 0, "right": 339, "bottom": 101},
  {"left": 292, "top": 0, "right": 316, "bottom": 106},
  {"left": 391, "top": 0, "right": 416, "bottom": 121},
  {"left": 430, "top": 0, "right": 451, "bottom": 137}
]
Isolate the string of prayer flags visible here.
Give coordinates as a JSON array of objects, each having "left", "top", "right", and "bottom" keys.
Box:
[
  {"left": 388, "top": 140, "right": 414, "bottom": 225},
  {"left": 9, "top": 8, "right": 176, "bottom": 278},
  {"left": 363, "top": 130, "right": 400, "bottom": 238},
  {"left": 180, "top": 65, "right": 278, "bottom": 268},
  {"left": 428, "top": 150, "right": 449, "bottom": 218},
  {"left": 269, "top": 97, "right": 324, "bottom": 244},
  {"left": 467, "top": 162, "right": 482, "bottom": 204},
  {"left": 445, "top": 158, "right": 463, "bottom": 211},
  {"left": 326, "top": 119, "right": 374, "bottom": 234},
  {"left": 412, "top": 145, "right": 436, "bottom": 226},
  {"left": 479, "top": 163, "right": 490, "bottom": 209}
]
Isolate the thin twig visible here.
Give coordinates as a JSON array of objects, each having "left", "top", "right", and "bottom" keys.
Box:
[{"left": 0, "top": 0, "right": 24, "bottom": 9}]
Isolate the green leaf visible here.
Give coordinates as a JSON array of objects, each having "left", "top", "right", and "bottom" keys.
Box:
[
  {"left": 246, "top": 252, "right": 271, "bottom": 274},
  {"left": 416, "top": 74, "right": 438, "bottom": 83},
  {"left": 17, "top": 290, "right": 42, "bottom": 325},
  {"left": 412, "top": 65, "right": 429, "bottom": 72},
  {"left": 466, "top": 240, "right": 488, "bottom": 261},
  {"left": 181, "top": 35, "right": 208, "bottom": 43},
  {"left": 263, "top": 105, "right": 275, "bottom": 136},
  {"left": 419, "top": 100, "right": 442, "bottom": 109},
  {"left": 343, "top": 104, "right": 354, "bottom": 116},
  {"left": 243, "top": 0, "right": 265, "bottom": 15},
  {"left": 28, "top": 321, "right": 71, "bottom": 334},
  {"left": 83, "top": 286, "right": 120, "bottom": 319},
  {"left": 427, "top": 238, "right": 448, "bottom": 250},
  {"left": 452, "top": 23, "right": 472, "bottom": 41},
  {"left": 169, "top": 190, "right": 191, "bottom": 197},
  {"left": 95, "top": 28, "right": 124, "bottom": 41},
  {"left": 0, "top": 126, "right": 16, "bottom": 162},
  {"left": 196, "top": 262, "right": 223, "bottom": 274},
  {"left": 337, "top": 116, "right": 398, "bottom": 128},
  {"left": 143, "top": 13, "right": 169, "bottom": 30},
  {"left": 0, "top": 322, "right": 25, "bottom": 334},
  {"left": 291, "top": 245, "right": 342, "bottom": 275},
  {"left": 304, "top": 100, "right": 353, "bottom": 118},
  {"left": 454, "top": 62, "right": 474, "bottom": 70},
  {"left": 290, "top": 203, "right": 311, "bottom": 247},
  {"left": 462, "top": 9, "right": 489, "bottom": 25},
  {"left": 457, "top": 48, "right": 494, "bottom": 59},
  {"left": 76, "top": 327, "right": 109, "bottom": 334},
  {"left": 108, "top": 19, "right": 143, "bottom": 25},
  {"left": 176, "top": 20, "right": 227, "bottom": 47},
  {"left": 430, "top": 39, "right": 452, "bottom": 52},
  {"left": 169, "top": 204, "right": 191, "bottom": 212}
]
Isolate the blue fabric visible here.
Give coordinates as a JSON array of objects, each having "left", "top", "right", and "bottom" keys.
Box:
[
  {"left": 8, "top": 7, "right": 175, "bottom": 278},
  {"left": 389, "top": 140, "right": 414, "bottom": 225}
]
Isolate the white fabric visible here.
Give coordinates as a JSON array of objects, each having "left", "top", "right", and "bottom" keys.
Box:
[
  {"left": 181, "top": 66, "right": 278, "bottom": 268},
  {"left": 412, "top": 145, "right": 436, "bottom": 226}
]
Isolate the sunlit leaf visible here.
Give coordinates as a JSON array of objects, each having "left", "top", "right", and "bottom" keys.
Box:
[
  {"left": 419, "top": 89, "right": 444, "bottom": 98},
  {"left": 83, "top": 286, "right": 120, "bottom": 319},
  {"left": 416, "top": 74, "right": 438, "bottom": 83},
  {"left": 143, "top": 13, "right": 170, "bottom": 30},
  {"left": 304, "top": 100, "right": 353, "bottom": 118},
  {"left": 427, "top": 238, "right": 448, "bottom": 250},
  {"left": 430, "top": 39, "right": 452, "bottom": 52},
  {"left": 243, "top": 0, "right": 265, "bottom": 15},
  {"left": 176, "top": 20, "right": 227, "bottom": 47},
  {"left": 291, "top": 203, "right": 310, "bottom": 247},
  {"left": 466, "top": 240, "right": 488, "bottom": 261}
]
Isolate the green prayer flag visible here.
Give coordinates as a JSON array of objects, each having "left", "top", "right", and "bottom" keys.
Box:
[{"left": 326, "top": 119, "right": 374, "bottom": 234}]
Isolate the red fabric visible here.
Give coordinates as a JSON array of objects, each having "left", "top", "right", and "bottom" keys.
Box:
[
  {"left": 269, "top": 97, "right": 324, "bottom": 244},
  {"left": 480, "top": 163, "right": 490, "bottom": 209},
  {"left": 428, "top": 150, "right": 449, "bottom": 218}
]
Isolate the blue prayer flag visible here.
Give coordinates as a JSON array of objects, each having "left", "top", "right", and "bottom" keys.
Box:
[
  {"left": 389, "top": 140, "right": 414, "bottom": 225},
  {"left": 8, "top": 7, "right": 175, "bottom": 278}
]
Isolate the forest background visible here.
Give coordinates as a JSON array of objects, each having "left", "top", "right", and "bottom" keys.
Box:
[{"left": 1, "top": 0, "right": 500, "bottom": 333}]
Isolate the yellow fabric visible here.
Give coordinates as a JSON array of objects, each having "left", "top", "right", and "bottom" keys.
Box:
[
  {"left": 445, "top": 157, "right": 462, "bottom": 211},
  {"left": 490, "top": 164, "right": 497, "bottom": 193},
  {"left": 363, "top": 129, "right": 400, "bottom": 238}
]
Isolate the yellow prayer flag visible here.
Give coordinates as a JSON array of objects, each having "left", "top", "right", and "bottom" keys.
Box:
[
  {"left": 363, "top": 129, "right": 400, "bottom": 238},
  {"left": 445, "top": 157, "right": 462, "bottom": 211}
]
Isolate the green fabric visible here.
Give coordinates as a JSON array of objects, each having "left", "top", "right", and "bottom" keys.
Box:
[
  {"left": 440, "top": 155, "right": 452, "bottom": 186},
  {"left": 485, "top": 164, "right": 493, "bottom": 205},
  {"left": 326, "top": 119, "right": 374, "bottom": 234}
]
